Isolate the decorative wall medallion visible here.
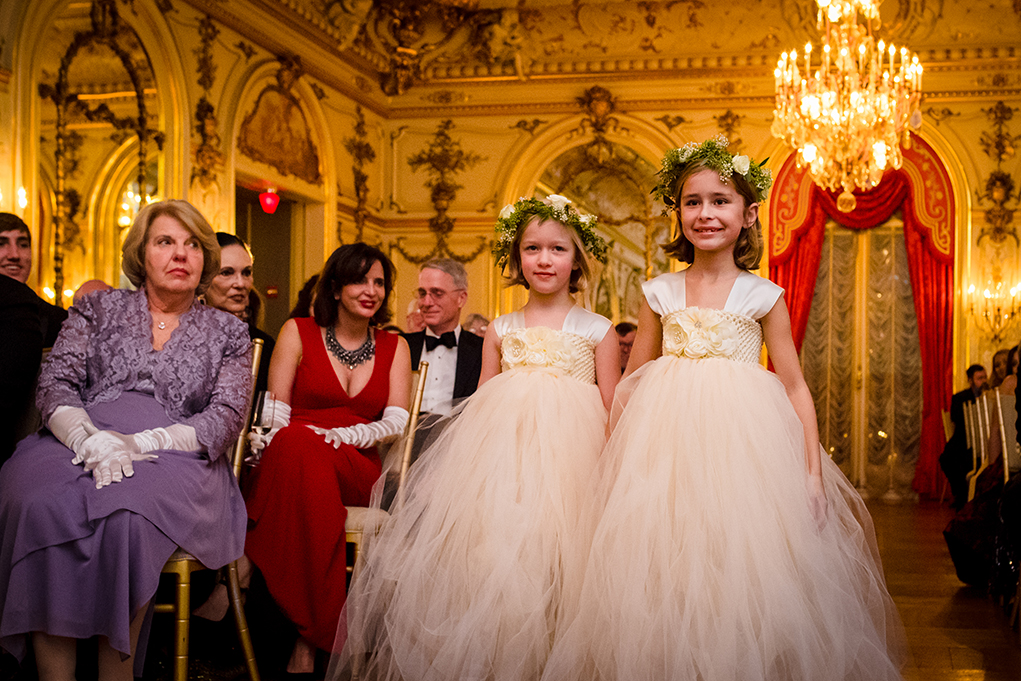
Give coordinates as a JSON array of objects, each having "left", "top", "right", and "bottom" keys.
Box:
[
  {"left": 924, "top": 107, "right": 960, "bottom": 125},
  {"left": 510, "top": 119, "right": 547, "bottom": 135},
  {"left": 700, "top": 81, "right": 749, "bottom": 96},
  {"left": 714, "top": 110, "right": 745, "bottom": 151},
  {"left": 235, "top": 41, "right": 255, "bottom": 60},
  {"left": 421, "top": 89, "right": 470, "bottom": 104},
  {"left": 976, "top": 101, "right": 1020, "bottom": 245},
  {"left": 192, "top": 97, "right": 224, "bottom": 189},
  {"left": 344, "top": 105, "right": 376, "bottom": 241},
  {"left": 194, "top": 15, "right": 219, "bottom": 92},
  {"left": 654, "top": 114, "right": 688, "bottom": 132},
  {"left": 237, "top": 57, "right": 323, "bottom": 184},
  {"left": 395, "top": 119, "right": 488, "bottom": 263}
]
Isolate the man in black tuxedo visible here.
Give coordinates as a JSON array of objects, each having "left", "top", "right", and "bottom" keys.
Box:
[
  {"left": 940, "top": 363, "right": 987, "bottom": 509},
  {"left": 403, "top": 258, "right": 484, "bottom": 417},
  {"left": 0, "top": 275, "right": 43, "bottom": 465},
  {"left": 0, "top": 213, "right": 67, "bottom": 346}
]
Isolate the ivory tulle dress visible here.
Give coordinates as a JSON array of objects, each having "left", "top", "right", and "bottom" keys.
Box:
[
  {"left": 333, "top": 306, "right": 612, "bottom": 681},
  {"left": 541, "top": 270, "right": 906, "bottom": 681}
]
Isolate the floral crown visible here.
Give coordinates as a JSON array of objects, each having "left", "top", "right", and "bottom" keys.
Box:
[
  {"left": 493, "top": 194, "right": 608, "bottom": 269},
  {"left": 651, "top": 135, "right": 773, "bottom": 209}
]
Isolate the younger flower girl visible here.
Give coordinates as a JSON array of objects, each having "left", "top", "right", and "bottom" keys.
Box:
[
  {"left": 332, "top": 195, "right": 619, "bottom": 681},
  {"left": 542, "top": 136, "right": 906, "bottom": 681}
]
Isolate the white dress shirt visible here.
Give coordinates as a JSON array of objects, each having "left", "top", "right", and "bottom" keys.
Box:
[{"left": 419, "top": 326, "right": 460, "bottom": 416}]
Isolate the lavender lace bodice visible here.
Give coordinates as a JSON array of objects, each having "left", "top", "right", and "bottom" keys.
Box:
[{"left": 36, "top": 288, "right": 253, "bottom": 460}]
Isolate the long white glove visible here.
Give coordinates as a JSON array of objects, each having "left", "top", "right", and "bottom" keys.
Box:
[
  {"left": 248, "top": 398, "right": 291, "bottom": 459},
  {"left": 310, "top": 406, "right": 409, "bottom": 449},
  {"left": 80, "top": 422, "right": 158, "bottom": 489},
  {"left": 133, "top": 424, "right": 201, "bottom": 454},
  {"left": 49, "top": 406, "right": 98, "bottom": 464}
]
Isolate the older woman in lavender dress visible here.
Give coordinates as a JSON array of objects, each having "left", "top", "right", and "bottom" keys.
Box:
[{"left": 0, "top": 200, "right": 251, "bottom": 681}]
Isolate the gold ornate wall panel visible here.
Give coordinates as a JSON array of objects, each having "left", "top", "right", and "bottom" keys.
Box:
[{"left": 0, "top": 0, "right": 1018, "bottom": 380}]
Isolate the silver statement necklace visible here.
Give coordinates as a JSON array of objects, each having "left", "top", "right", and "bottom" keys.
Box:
[
  {"left": 157, "top": 321, "right": 166, "bottom": 330},
  {"left": 326, "top": 326, "right": 375, "bottom": 370}
]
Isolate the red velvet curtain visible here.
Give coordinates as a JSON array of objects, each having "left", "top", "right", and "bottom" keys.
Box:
[{"left": 769, "top": 170, "right": 954, "bottom": 496}]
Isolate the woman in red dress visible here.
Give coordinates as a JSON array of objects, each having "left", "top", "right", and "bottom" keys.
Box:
[{"left": 243, "top": 243, "right": 411, "bottom": 673}]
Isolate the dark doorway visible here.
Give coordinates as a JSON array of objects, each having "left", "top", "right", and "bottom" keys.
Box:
[{"left": 236, "top": 185, "right": 292, "bottom": 338}]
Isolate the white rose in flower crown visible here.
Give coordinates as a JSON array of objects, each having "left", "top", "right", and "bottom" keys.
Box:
[
  {"left": 732, "top": 155, "right": 750, "bottom": 175},
  {"left": 580, "top": 214, "right": 595, "bottom": 224},
  {"left": 499, "top": 203, "right": 515, "bottom": 220},
  {"left": 545, "top": 194, "right": 571, "bottom": 212}
]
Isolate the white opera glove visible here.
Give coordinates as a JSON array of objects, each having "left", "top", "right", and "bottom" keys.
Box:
[
  {"left": 248, "top": 399, "right": 291, "bottom": 459},
  {"left": 80, "top": 422, "right": 157, "bottom": 489},
  {"left": 310, "top": 406, "right": 409, "bottom": 449},
  {"left": 49, "top": 406, "right": 98, "bottom": 465},
  {"left": 133, "top": 424, "right": 201, "bottom": 454}
]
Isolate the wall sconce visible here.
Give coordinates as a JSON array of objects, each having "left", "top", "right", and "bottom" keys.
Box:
[
  {"left": 17, "top": 187, "right": 28, "bottom": 212},
  {"left": 968, "top": 280, "right": 1021, "bottom": 345},
  {"left": 259, "top": 187, "right": 280, "bottom": 214}
]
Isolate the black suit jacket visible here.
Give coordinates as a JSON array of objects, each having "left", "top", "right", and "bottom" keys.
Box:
[
  {"left": 403, "top": 327, "right": 484, "bottom": 402},
  {"left": 0, "top": 276, "right": 44, "bottom": 464}
]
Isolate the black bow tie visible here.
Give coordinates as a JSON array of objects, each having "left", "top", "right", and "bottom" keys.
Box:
[{"left": 425, "top": 331, "right": 457, "bottom": 351}]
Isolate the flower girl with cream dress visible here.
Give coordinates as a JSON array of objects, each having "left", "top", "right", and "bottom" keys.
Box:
[
  {"left": 331, "top": 195, "right": 619, "bottom": 681},
  {"left": 542, "top": 137, "right": 906, "bottom": 681}
]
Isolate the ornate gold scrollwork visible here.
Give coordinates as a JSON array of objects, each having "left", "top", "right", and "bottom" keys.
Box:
[{"left": 395, "top": 120, "right": 488, "bottom": 263}]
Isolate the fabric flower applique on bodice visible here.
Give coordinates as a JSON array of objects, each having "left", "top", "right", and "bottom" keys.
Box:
[
  {"left": 500, "top": 326, "right": 599, "bottom": 384},
  {"left": 661, "top": 307, "right": 764, "bottom": 364}
]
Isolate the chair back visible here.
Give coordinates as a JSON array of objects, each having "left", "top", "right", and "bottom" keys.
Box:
[
  {"left": 941, "top": 409, "right": 954, "bottom": 443},
  {"left": 996, "top": 391, "right": 1019, "bottom": 477},
  {"left": 975, "top": 394, "right": 991, "bottom": 467},
  {"left": 231, "top": 338, "right": 265, "bottom": 480},
  {"left": 963, "top": 402, "right": 975, "bottom": 463},
  {"left": 396, "top": 361, "right": 429, "bottom": 509}
]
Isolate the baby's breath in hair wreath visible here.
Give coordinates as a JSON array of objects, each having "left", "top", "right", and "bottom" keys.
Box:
[
  {"left": 651, "top": 134, "right": 773, "bottom": 210},
  {"left": 493, "top": 194, "right": 609, "bottom": 269}
]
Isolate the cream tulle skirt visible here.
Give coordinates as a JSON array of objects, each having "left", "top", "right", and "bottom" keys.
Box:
[
  {"left": 331, "top": 367, "right": 608, "bottom": 681},
  {"left": 541, "top": 356, "right": 907, "bottom": 681}
]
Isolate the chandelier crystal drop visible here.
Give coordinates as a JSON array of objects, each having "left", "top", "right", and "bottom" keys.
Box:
[{"left": 772, "top": 0, "right": 923, "bottom": 211}]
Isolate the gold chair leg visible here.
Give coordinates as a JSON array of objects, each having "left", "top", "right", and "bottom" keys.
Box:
[
  {"left": 173, "top": 569, "right": 192, "bottom": 681},
  {"left": 227, "top": 560, "right": 261, "bottom": 681}
]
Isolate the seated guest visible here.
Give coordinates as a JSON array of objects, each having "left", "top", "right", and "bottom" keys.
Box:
[
  {"left": 0, "top": 212, "right": 67, "bottom": 345},
  {"left": 204, "top": 232, "right": 275, "bottom": 393},
  {"left": 0, "top": 275, "right": 43, "bottom": 466},
  {"left": 940, "top": 364, "right": 988, "bottom": 509},
  {"left": 404, "top": 259, "right": 483, "bottom": 417},
  {"left": 989, "top": 348, "right": 1010, "bottom": 391},
  {"left": 463, "top": 312, "right": 489, "bottom": 337},
  {"left": 615, "top": 321, "right": 637, "bottom": 374},
  {"left": 0, "top": 200, "right": 251, "bottom": 679},
  {"left": 224, "top": 244, "right": 410, "bottom": 673},
  {"left": 73, "top": 279, "right": 113, "bottom": 306},
  {"left": 289, "top": 274, "right": 319, "bottom": 319}
]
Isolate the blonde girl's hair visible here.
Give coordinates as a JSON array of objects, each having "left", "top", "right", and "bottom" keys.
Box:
[{"left": 503, "top": 215, "right": 592, "bottom": 294}]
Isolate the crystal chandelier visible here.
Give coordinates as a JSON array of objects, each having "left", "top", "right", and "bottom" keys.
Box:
[{"left": 772, "top": 0, "right": 923, "bottom": 212}]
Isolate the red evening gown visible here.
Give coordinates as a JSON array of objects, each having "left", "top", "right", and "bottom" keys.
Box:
[{"left": 245, "top": 317, "right": 397, "bottom": 652}]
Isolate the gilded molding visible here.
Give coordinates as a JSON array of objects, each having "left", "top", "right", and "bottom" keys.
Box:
[
  {"left": 343, "top": 105, "right": 376, "bottom": 241},
  {"left": 397, "top": 119, "right": 488, "bottom": 263},
  {"left": 975, "top": 101, "right": 1020, "bottom": 245}
]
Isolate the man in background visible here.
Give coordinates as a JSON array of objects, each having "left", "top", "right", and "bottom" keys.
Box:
[
  {"left": 616, "top": 321, "right": 637, "bottom": 374},
  {"left": 940, "top": 364, "right": 988, "bottom": 509},
  {"left": 403, "top": 258, "right": 484, "bottom": 417},
  {"left": 0, "top": 213, "right": 67, "bottom": 346}
]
